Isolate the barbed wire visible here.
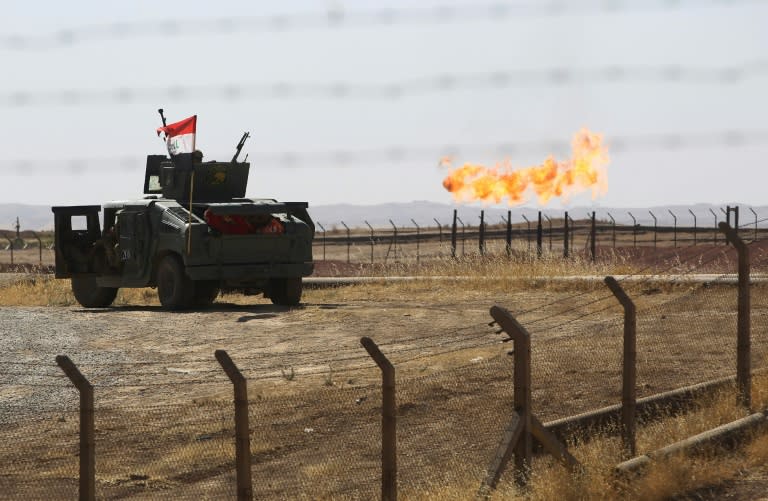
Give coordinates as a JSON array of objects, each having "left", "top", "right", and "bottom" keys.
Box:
[
  {"left": 3, "top": 129, "right": 767, "bottom": 175},
  {"left": 513, "top": 238, "right": 737, "bottom": 330},
  {"left": 3, "top": 1, "right": 764, "bottom": 51},
  {"left": 4, "top": 61, "right": 767, "bottom": 107}
]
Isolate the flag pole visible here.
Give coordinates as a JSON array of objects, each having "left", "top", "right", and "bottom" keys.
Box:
[
  {"left": 187, "top": 172, "right": 195, "bottom": 255},
  {"left": 187, "top": 130, "right": 196, "bottom": 256}
]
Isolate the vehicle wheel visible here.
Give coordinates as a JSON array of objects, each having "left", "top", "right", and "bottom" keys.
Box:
[
  {"left": 157, "top": 255, "right": 195, "bottom": 310},
  {"left": 268, "top": 277, "right": 302, "bottom": 306},
  {"left": 193, "top": 280, "right": 220, "bottom": 308},
  {"left": 71, "top": 276, "right": 118, "bottom": 308}
]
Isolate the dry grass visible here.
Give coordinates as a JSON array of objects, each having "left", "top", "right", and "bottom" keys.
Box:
[
  {"left": 0, "top": 274, "right": 158, "bottom": 307},
  {"left": 1, "top": 257, "right": 764, "bottom": 499},
  {"left": 0, "top": 253, "right": 630, "bottom": 308},
  {"left": 404, "top": 376, "right": 768, "bottom": 501}
]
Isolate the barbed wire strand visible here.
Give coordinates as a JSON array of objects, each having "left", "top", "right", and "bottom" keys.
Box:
[
  {"left": 4, "top": 61, "right": 768, "bottom": 107},
  {"left": 3, "top": 1, "right": 764, "bottom": 51},
  {"left": 5, "top": 129, "right": 768, "bottom": 175}
]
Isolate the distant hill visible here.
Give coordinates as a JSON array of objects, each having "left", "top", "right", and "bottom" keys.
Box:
[{"left": 0, "top": 201, "right": 764, "bottom": 232}]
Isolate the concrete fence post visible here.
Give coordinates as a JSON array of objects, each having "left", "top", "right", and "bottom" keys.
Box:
[
  {"left": 56, "top": 355, "right": 95, "bottom": 501},
  {"left": 215, "top": 350, "right": 253, "bottom": 501},
  {"left": 360, "top": 337, "right": 397, "bottom": 501},
  {"left": 604, "top": 277, "right": 637, "bottom": 458},
  {"left": 718, "top": 222, "right": 751, "bottom": 409}
]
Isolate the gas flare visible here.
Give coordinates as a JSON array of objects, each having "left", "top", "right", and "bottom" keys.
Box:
[{"left": 441, "top": 128, "right": 609, "bottom": 206}]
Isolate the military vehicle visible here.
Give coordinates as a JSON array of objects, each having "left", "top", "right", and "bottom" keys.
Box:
[{"left": 51, "top": 137, "right": 314, "bottom": 310}]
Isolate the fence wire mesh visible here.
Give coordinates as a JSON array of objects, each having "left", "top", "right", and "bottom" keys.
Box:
[{"left": 1, "top": 221, "right": 766, "bottom": 498}]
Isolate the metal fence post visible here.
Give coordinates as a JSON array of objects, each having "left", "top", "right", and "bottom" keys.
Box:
[
  {"left": 215, "top": 350, "right": 253, "bottom": 501},
  {"left": 606, "top": 212, "right": 616, "bottom": 249},
  {"left": 360, "top": 337, "right": 397, "bottom": 501},
  {"left": 688, "top": 209, "right": 697, "bottom": 246},
  {"left": 478, "top": 211, "right": 485, "bottom": 256},
  {"left": 3, "top": 233, "right": 13, "bottom": 265},
  {"left": 489, "top": 306, "right": 532, "bottom": 485},
  {"left": 668, "top": 210, "right": 677, "bottom": 247},
  {"left": 341, "top": 221, "right": 351, "bottom": 263},
  {"left": 718, "top": 223, "right": 751, "bottom": 409},
  {"left": 389, "top": 219, "right": 398, "bottom": 261},
  {"left": 749, "top": 208, "right": 758, "bottom": 241},
  {"left": 505, "top": 210, "right": 512, "bottom": 258},
  {"left": 544, "top": 214, "right": 552, "bottom": 252},
  {"left": 30, "top": 231, "right": 42, "bottom": 265},
  {"left": 603, "top": 277, "right": 637, "bottom": 458},
  {"left": 590, "top": 211, "right": 596, "bottom": 262},
  {"left": 628, "top": 212, "right": 637, "bottom": 248},
  {"left": 317, "top": 222, "right": 327, "bottom": 261},
  {"left": 56, "top": 355, "right": 95, "bottom": 501},
  {"left": 522, "top": 215, "right": 531, "bottom": 253},
  {"left": 451, "top": 210, "right": 457, "bottom": 259},
  {"left": 411, "top": 219, "right": 421, "bottom": 264},
  {"left": 365, "top": 221, "right": 375, "bottom": 264},
  {"left": 648, "top": 211, "right": 657, "bottom": 248},
  {"left": 433, "top": 218, "right": 442, "bottom": 244},
  {"left": 457, "top": 217, "right": 465, "bottom": 256},
  {"left": 563, "top": 211, "right": 569, "bottom": 258},
  {"left": 709, "top": 209, "right": 717, "bottom": 244},
  {"left": 536, "top": 211, "right": 543, "bottom": 258}
]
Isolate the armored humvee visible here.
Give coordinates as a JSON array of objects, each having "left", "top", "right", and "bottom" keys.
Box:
[{"left": 52, "top": 153, "right": 314, "bottom": 310}]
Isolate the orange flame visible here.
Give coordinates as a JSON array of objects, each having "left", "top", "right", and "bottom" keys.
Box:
[{"left": 442, "top": 128, "right": 609, "bottom": 206}]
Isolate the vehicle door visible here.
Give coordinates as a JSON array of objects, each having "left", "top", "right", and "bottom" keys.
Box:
[{"left": 117, "top": 209, "right": 151, "bottom": 278}]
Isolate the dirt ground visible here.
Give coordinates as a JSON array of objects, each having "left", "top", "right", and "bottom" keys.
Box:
[
  {"left": 1, "top": 239, "right": 768, "bottom": 499},
  {"left": 0, "top": 272, "right": 767, "bottom": 499}
]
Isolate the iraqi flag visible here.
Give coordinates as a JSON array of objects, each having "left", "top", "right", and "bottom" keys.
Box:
[{"left": 157, "top": 115, "right": 196, "bottom": 156}]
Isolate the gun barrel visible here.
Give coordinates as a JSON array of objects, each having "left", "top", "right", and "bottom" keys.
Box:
[{"left": 231, "top": 131, "right": 250, "bottom": 163}]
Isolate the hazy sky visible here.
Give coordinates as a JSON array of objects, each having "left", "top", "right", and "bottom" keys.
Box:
[{"left": 1, "top": 1, "right": 767, "bottom": 210}]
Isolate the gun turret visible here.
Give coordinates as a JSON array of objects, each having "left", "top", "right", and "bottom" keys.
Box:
[{"left": 231, "top": 132, "right": 250, "bottom": 163}]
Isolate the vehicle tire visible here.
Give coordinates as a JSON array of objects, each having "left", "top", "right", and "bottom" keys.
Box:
[
  {"left": 268, "top": 277, "right": 302, "bottom": 306},
  {"left": 71, "top": 276, "right": 118, "bottom": 308},
  {"left": 156, "top": 255, "right": 195, "bottom": 310},
  {"left": 193, "top": 280, "right": 220, "bottom": 308}
]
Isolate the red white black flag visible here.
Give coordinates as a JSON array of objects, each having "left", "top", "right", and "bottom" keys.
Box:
[{"left": 156, "top": 115, "right": 197, "bottom": 156}]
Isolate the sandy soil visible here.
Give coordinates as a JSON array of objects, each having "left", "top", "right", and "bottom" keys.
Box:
[{"left": 0, "top": 275, "right": 766, "bottom": 499}]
